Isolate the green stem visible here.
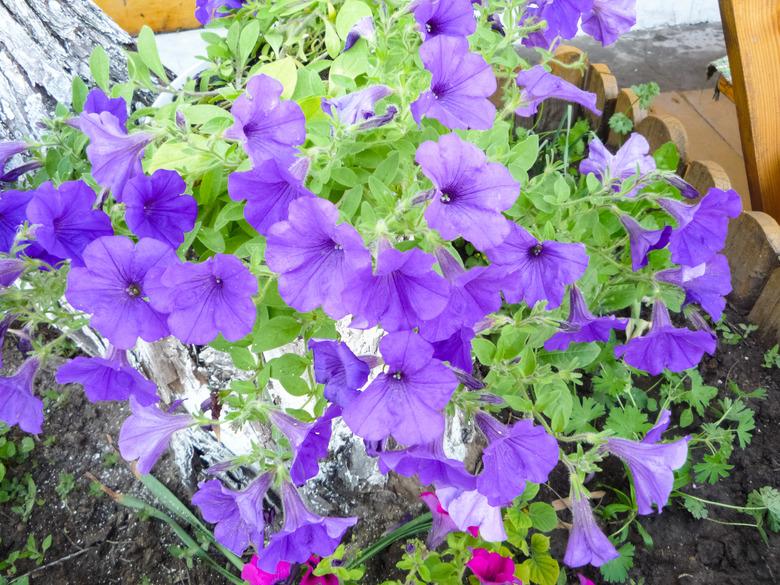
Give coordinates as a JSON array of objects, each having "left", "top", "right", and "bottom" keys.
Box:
[
  {"left": 675, "top": 492, "right": 767, "bottom": 512},
  {"left": 346, "top": 513, "right": 433, "bottom": 569}
]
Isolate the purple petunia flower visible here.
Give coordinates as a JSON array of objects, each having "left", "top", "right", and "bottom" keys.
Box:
[
  {"left": 343, "top": 243, "right": 450, "bottom": 331},
  {"left": 0, "top": 141, "right": 27, "bottom": 171},
  {"left": 516, "top": 65, "right": 601, "bottom": 118},
  {"left": 413, "top": 0, "right": 477, "bottom": 39},
  {"left": 192, "top": 474, "right": 272, "bottom": 555},
  {"left": 619, "top": 215, "right": 672, "bottom": 272},
  {"left": 656, "top": 254, "right": 732, "bottom": 321},
  {"left": 322, "top": 86, "right": 395, "bottom": 127},
  {"left": 147, "top": 254, "right": 257, "bottom": 345},
  {"left": 466, "top": 548, "right": 521, "bottom": 585},
  {"left": 0, "top": 189, "right": 32, "bottom": 253},
  {"left": 436, "top": 486, "right": 507, "bottom": 542},
  {"left": 431, "top": 326, "right": 476, "bottom": 372},
  {"left": 665, "top": 174, "right": 700, "bottom": 200},
  {"left": 378, "top": 436, "right": 477, "bottom": 490},
  {"left": 341, "top": 331, "right": 457, "bottom": 446},
  {"left": 224, "top": 74, "right": 306, "bottom": 165},
  {"left": 271, "top": 406, "right": 339, "bottom": 486},
  {"left": 486, "top": 223, "right": 589, "bottom": 309},
  {"left": 604, "top": 409, "right": 689, "bottom": 514},
  {"left": 411, "top": 35, "right": 497, "bottom": 131},
  {"left": 118, "top": 395, "right": 194, "bottom": 474},
  {"left": 659, "top": 188, "right": 742, "bottom": 267},
  {"left": 615, "top": 300, "right": 716, "bottom": 374},
  {"left": 0, "top": 358, "right": 43, "bottom": 434},
  {"left": 195, "top": 0, "right": 245, "bottom": 25},
  {"left": 66, "top": 236, "right": 177, "bottom": 350},
  {"left": 580, "top": 134, "right": 655, "bottom": 196},
  {"left": 521, "top": 0, "right": 593, "bottom": 48},
  {"left": 26, "top": 181, "right": 113, "bottom": 266},
  {"left": 228, "top": 157, "right": 315, "bottom": 236},
  {"left": 56, "top": 345, "right": 158, "bottom": 405},
  {"left": 544, "top": 286, "right": 628, "bottom": 351},
  {"left": 420, "top": 491, "right": 460, "bottom": 548},
  {"left": 308, "top": 339, "right": 370, "bottom": 407},
  {"left": 74, "top": 111, "right": 153, "bottom": 200},
  {"left": 83, "top": 88, "right": 128, "bottom": 126},
  {"left": 123, "top": 170, "right": 198, "bottom": 248},
  {"left": 581, "top": 0, "right": 636, "bottom": 46},
  {"left": 415, "top": 134, "right": 519, "bottom": 249},
  {"left": 563, "top": 491, "right": 619, "bottom": 568},
  {"left": 256, "top": 482, "right": 357, "bottom": 572},
  {"left": 343, "top": 16, "right": 375, "bottom": 51},
  {"left": 475, "top": 413, "right": 559, "bottom": 506},
  {"left": 266, "top": 197, "right": 371, "bottom": 319},
  {"left": 0, "top": 258, "right": 25, "bottom": 287}
]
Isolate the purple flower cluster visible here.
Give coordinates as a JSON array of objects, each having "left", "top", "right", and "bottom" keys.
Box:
[{"left": 521, "top": 0, "right": 637, "bottom": 48}]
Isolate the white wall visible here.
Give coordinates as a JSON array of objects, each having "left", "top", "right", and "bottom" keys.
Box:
[{"left": 635, "top": 0, "right": 722, "bottom": 28}]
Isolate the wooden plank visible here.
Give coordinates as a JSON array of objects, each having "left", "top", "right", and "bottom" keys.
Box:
[
  {"left": 607, "top": 88, "right": 647, "bottom": 148},
  {"left": 94, "top": 0, "right": 199, "bottom": 35},
  {"left": 748, "top": 268, "right": 780, "bottom": 344},
  {"left": 719, "top": 0, "right": 780, "bottom": 220},
  {"left": 636, "top": 113, "right": 689, "bottom": 173},
  {"left": 683, "top": 160, "right": 732, "bottom": 196},
  {"left": 584, "top": 63, "right": 618, "bottom": 140},
  {"left": 724, "top": 211, "right": 780, "bottom": 311},
  {"left": 536, "top": 45, "right": 589, "bottom": 132}
]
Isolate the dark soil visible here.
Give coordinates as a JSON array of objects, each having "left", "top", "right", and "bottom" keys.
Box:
[{"left": 0, "top": 340, "right": 232, "bottom": 585}]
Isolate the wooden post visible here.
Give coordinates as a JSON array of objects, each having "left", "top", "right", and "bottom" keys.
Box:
[{"left": 719, "top": 0, "right": 780, "bottom": 220}]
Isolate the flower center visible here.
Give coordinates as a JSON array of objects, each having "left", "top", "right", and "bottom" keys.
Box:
[
  {"left": 392, "top": 371, "right": 403, "bottom": 381},
  {"left": 126, "top": 283, "right": 142, "bottom": 298},
  {"left": 214, "top": 276, "right": 223, "bottom": 287},
  {"left": 333, "top": 242, "right": 344, "bottom": 251},
  {"left": 531, "top": 244, "right": 544, "bottom": 257}
]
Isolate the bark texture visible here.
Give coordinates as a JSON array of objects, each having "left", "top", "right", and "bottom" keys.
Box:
[{"left": 0, "top": 0, "right": 133, "bottom": 140}]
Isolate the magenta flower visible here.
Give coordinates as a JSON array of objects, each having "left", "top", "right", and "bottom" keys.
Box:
[
  {"left": 343, "top": 16, "right": 375, "bottom": 52},
  {"left": 265, "top": 197, "right": 371, "bottom": 319},
  {"left": 659, "top": 188, "right": 742, "bottom": 267},
  {"left": 83, "top": 88, "right": 128, "bottom": 126},
  {"left": 0, "top": 258, "right": 25, "bottom": 287},
  {"left": 0, "top": 189, "right": 32, "bottom": 252},
  {"left": 657, "top": 254, "right": 731, "bottom": 320},
  {"left": 580, "top": 134, "right": 655, "bottom": 196},
  {"left": 486, "top": 223, "right": 588, "bottom": 309},
  {"left": 56, "top": 345, "right": 158, "bottom": 405},
  {"left": 421, "top": 491, "right": 461, "bottom": 548},
  {"left": 322, "top": 86, "right": 394, "bottom": 127},
  {"left": 224, "top": 74, "right": 306, "bottom": 165},
  {"left": 411, "top": 35, "right": 497, "bottom": 130},
  {"left": 192, "top": 474, "right": 273, "bottom": 555},
  {"left": 343, "top": 243, "right": 450, "bottom": 331},
  {"left": 118, "top": 395, "right": 194, "bottom": 474},
  {"left": 615, "top": 300, "right": 716, "bottom": 374},
  {"left": 300, "top": 557, "right": 339, "bottom": 585},
  {"left": 604, "top": 409, "right": 689, "bottom": 515},
  {"left": 578, "top": 575, "right": 595, "bottom": 585},
  {"left": 341, "top": 332, "right": 457, "bottom": 446},
  {"left": 147, "top": 254, "right": 257, "bottom": 345},
  {"left": 74, "top": 111, "right": 153, "bottom": 200},
  {"left": 620, "top": 215, "right": 672, "bottom": 272},
  {"left": 271, "top": 406, "right": 339, "bottom": 486},
  {"left": 309, "top": 339, "right": 370, "bottom": 407},
  {"left": 521, "top": 0, "right": 592, "bottom": 48},
  {"left": 544, "top": 286, "right": 628, "bottom": 351},
  {"left": 195, "top": 0, "right": 245, "bottom": 25},
  {"left": 564, "top": 492, "right": 619, "bottom": 568},
  {"left": 516, "top": 65, "right": 600, "bottom": 118},
  {"left": 581, "top": 0, "right": 636, "bottom": 46},
  {"left": 256, "top": 482, "right": 357, "bottom": 572},
  {"left": 436, "top": 487, "right": 507, "bottom": 542},
  {"left": 66, "top": 236, "right": 177, "bottom": 349},
  {"left": 26, "top": 181, "right": 113, "bottom": 266},
  {"left": 124, "top": 170, "right": 197, "bottom": 248},
  {"left": 413, "top": 0, "right": 477, "bottom": 39},
  {"left": 241, "top": 558, "right": 291, "bottom": 585},
  {"left": 466, "top": 548, "right": 521, "bottom": 585},
  {"left": 0, "top": 358, "right": 43, "bottom": 434},
  {"left": 228, "top": 157, "right": 314, "bottom": 236},
  {"left": 475, "top": 413, "right": 559, "bottom": 506},
  {"left": 378, "top": 437, "right": 477, "bottom": 490},
  {"left": 416, "top": 134, "right": 519, "bottom": 249}
]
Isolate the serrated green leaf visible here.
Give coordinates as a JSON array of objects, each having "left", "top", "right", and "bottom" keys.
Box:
[{"left": 600, "top": 543, "right": 634, "bottom": 583}]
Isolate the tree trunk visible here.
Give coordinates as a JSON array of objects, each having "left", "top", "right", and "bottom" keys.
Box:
[{"left": 0, "top": 0, "right": 133, "bottom": 140}]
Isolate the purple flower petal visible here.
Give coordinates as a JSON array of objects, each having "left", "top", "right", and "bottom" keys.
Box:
[
  {"left": 0, "top": 358, "right": 43, "bottom": 434},
  {"left": 195, "top": 0, "right": 246, "bottom": 25},
  {"left": 436, "top": 486, "right": 507, "bottom": 542},
  {"left": 411, "top": 36, "right": 497, "bottom": 130},
  {"left": 413, "top": 0, "right": 477, "bottom": 39},
  {"left": 309, "top": 339, "right": 370, "bottom": 407},
  {"left": 0, "top": 258, "right": 25, "bottom": 287},
  {"left": 378, "top": 437, "right": 477, "bottom": 490},
  {"left": 563, "top": 493, "right": 619, "bottom": 568},
  {"left": 322, "top": 86, "right": 394, "bottom": 127},
  {"left": 581, "top": 0, "right": 636, "bottom": 46},
  {"left": 420, "top": 491, "right": 460, "bottom": 548},
  {"left": 0, "top": 189, "right": 32, "bottom": 253},
  {"left": 580, "top": 134, "right": 655, "bottom": 196},
  {"left": 520, "top": 0, "right": 593, "bottom": 49},
  {"left": 271, "top": 406, "right": 339, "bottom": 486},
  {"left": 83, "top": 88, "right": 129, "bottom": 126},
  {"left": 656, "top": 254, "right": 731, "bottom": 320},
  {"left": 343, "top": 16, "right": 375, "bottom": 51},
  {"left": 516, "top": 65, "right": 601, "bottom": 118},
  {"left": 545, "top": 286, "right": 628, "bottom": 351},
  {"left": 620, "top": 215, "right": 672, "bottom": 272},
  {"left": 0, "top": 141, "right": 27, "bottom": 172}
]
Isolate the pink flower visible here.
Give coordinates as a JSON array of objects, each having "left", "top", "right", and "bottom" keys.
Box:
[
  {"left": 240, "top": 557, "right": 291, "bottom": 585},
  {"left": 578, "top": 574, "right": 596, "bottom": 585},
  {"left": 466, "top": 549, "right": 521, "bottom": 585},
  {"left": 300, "top": 556, "right": 339, "bottom": 585}
]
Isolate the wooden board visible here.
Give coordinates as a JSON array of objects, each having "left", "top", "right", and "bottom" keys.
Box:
[
  {"left": 748, "top": 268, "right": 780, "bottom": 344},
  {"left": 94, "top": 0, "right": 199, "bottom": 35},
  {"left": 584, "top": 63, "right": 618, "bottom": 139},
  {"left": 719, "top": 0, "right": 780, "bottom": 220},
  {"left": 724, "top": 211, "right": 780, "bottom": 311}
]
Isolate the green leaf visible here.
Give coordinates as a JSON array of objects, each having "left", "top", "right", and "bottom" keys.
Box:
[
  {"left": 71, "top": 77, "right": 88, "bottom": 113},
  {"left": 229, "top": 347, "right": 257, "bottom": 371},
  {"left": 679, "top": 407, "right": 694, "bottom": 428},
  {"left": 323, "top": 18, "right": 341, "bottom": 59},
  {"left": 535, "top": 379, "right": 572, "bottom": 432},
  {"left": 605, "top": 404, "right": 651, "bottom": 438},
  {"left": 681, "top": 495, "right": 709, "bottom": 519},
  {"left": 278, "top": 374, "right": 310, "bottom": 397},
  {"left": 257, "top": 57, "right": 298, "bottom": 99},
  {"left": 540, "top": 343, "right": 601, "bottom": 370},
  {"left": 181, "top": 104, "right": 233, "bottom": 126},
  {"left": 473, "top": 338, "right": 496, "bottom": 365},
  {"left": 197, "top": 226, "right": 225, "bottom": 253},
  {"left": 653, "top": 142, "right": 680, "bottom": 172},
  {"left": 528, "top": 502, "right": 558, "bottom": 533},
  {"left": 89, "top": 46, "right": 110, "bottom": 91},
  {"left": 518, "top": 534, "right": 559, "bottom": 585},
  {"left": 374, "top": 151, "right": 400, "bottom": 185},
  {"left": 269, "top": 354, "right": 309, "bottom": 377},
  {"left": 336, "top": 1, "right": 373, "bottom": 38},
  {"left": 238, "top": 20, "right": 261, "bottom": 67},
  {"left": 253, "top": 316, "right": 301, "bottom": 352},
  {"left": 608, "top": 112, "right": 633, "bottom": 135},
  {"left": 214, "top": 200, "right": 246, "bottom": 229},
  {"left": 137, "top": 26, "right": 169, "bottom": 83},
  {"left": 600, "top": 543, "right": 634, "bottom": 583}
]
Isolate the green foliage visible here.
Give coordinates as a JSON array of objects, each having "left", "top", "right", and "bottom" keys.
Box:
[
  {"left": 630, "top": 82, "right": 661, "bottom": 110},
  {"left": 762, "top": 344, "right": 780, "bottom": 369},
  {"left": 600, "top": 543, "right": 635, "bottom": 583}
]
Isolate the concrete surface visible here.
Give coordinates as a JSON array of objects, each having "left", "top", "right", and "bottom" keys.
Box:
[{"left": 635, "top": 0, "right": 721, "bottom": 29}]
